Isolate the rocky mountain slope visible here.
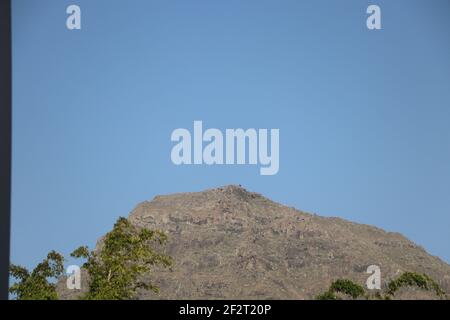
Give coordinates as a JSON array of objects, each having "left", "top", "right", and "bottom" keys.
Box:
[{"left": 59, "top": 185, "right": 450, "bottom": 299}]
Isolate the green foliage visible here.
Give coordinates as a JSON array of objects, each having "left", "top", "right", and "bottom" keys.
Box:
[
  {"left": 315, "top": 290, "right": 339, "bottom": 300},
  {"left": 9, "top": 251, "right": 64, "bottom": 300},
  {"left": 386, "top": 272, "right": 446, "bottom": 298},
  {"left": 315, "top": 279, "right": 365, "bottom": 300},
  {"left": 71, "top": 217, "right": 173, "bottom": 300},
  {"left": 329, "top": 279, "right": 365, "bottom": 299},
  {"left": 316, "top": 272, "right": 446, "bottom": 300},
  {"left": 372, "top": 291, "right": 389, "bottom": 300}
]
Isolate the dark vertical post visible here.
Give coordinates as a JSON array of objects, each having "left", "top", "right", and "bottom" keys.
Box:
[{"left": 0, "top": 0, "right": 12, "bottom": 300}]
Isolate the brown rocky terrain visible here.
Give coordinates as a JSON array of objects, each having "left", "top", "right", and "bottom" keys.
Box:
[{"left": 58, "top": 185, "right": 450, "bottom": 299}]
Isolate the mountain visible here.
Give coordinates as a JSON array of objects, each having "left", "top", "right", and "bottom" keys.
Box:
[{"left": 58, "top": 185, "right": 450, "bottom": 299}]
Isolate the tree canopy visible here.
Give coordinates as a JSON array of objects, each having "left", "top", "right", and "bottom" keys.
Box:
[
  {"left": 9, "top": 251, "right": 64, "bottom": 300},
  {"left": 71, "top": 217, "right": 173, "bottom": 300},
  {"left": 10, "top": 217, "right": 173, "bottom": 300}
]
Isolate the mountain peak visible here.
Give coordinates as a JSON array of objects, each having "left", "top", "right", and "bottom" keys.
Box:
[
  {"left": 124, "top": 186, "right": 450, "bottom": 299},
  {"left": 60, "top": 186, "right": 450, "bottom": 300}
]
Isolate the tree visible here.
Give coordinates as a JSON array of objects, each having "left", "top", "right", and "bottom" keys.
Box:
[
  {"left": 386, "top": 272, "right": 446, "bottom": 298},
  {"left": 71, "top": 217, "right": 173, "bottom": 300},
  {"left": 316, "top": 272, "right": 447, "bottom": 300},
  {"left": 9, "top": 251, "right": 64, "bottom": 300},
  {"left": 330, "top": 279, "right": 365, "bottom": 299},
  {"left": 315, "top": 279, "right": 365, "bottom": 300}
]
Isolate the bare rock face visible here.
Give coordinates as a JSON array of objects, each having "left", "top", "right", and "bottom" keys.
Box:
[{"left": 124, "top": 185, "right": 450, "bottom": 299}]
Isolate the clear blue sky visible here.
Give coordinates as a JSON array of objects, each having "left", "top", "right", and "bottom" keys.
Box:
[{"left": 11, "top": 0, "right": 450, "bottom": 272}]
